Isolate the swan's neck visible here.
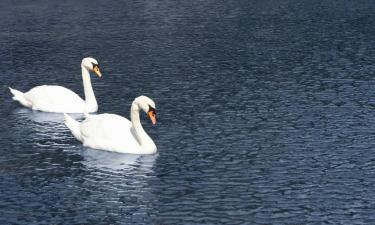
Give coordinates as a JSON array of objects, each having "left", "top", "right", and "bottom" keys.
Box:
[
  {"left": 81, "top": 66, "right": 98, "bottom": 112},
  {"left": 131, "top": 103, "right": 156, "bottom": 152}
]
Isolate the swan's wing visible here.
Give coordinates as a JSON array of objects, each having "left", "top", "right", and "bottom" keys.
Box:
[
  {"left": 80, "top": 114, "right": 132, "bottom": 139},
  {"left": 24, "top": 85, "right": 85, "bottom": 112},
  {"left": 78, "top": 114, "right": 141, "bottom": 152}
]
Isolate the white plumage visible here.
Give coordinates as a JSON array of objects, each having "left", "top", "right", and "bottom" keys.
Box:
[
  {"left": 9, "top": 57, "right": 102, "bottom": 113},
  {"left": 64, "top": 96, "right": 157, "bottom": 154}
]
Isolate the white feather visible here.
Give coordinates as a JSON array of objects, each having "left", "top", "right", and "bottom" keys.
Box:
[
  {"left": 9, "top": 57, "right": 100, "bottom": 113},
  {"left": 64, "top": 96, "right": 157, "bottom": 154}
]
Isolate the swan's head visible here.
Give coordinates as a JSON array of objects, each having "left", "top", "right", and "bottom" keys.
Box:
[
  {"left": 82, "top": 57, "right": 102, "bottom": 77},
  {"left": 134, "top": 96, "right": 157, "bottom": 125}
]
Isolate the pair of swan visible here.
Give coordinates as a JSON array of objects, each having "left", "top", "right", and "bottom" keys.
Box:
[{"left": 9, "top": 57, "right": 157, "bottom": 154}]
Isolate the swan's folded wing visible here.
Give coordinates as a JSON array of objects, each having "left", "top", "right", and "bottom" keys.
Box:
[
  {"left": 78, "top": 113, "right": 144, "bottom": 152},
  {"left": 25, "top": 85, "right": 85, "bottom": 112},
  {"left": 79, "top": 113, "right": 133, "bottom": 141}
]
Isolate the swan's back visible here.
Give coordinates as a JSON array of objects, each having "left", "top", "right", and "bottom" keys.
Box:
[
  {"left": 25, "top": 85, "right": 85, "bottom": 112},
  {"left": 79, "top": 114, "right": 141, "bottom": 153}
]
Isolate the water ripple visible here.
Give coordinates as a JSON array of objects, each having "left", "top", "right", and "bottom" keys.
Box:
[{"left": 1, "top": 0, "right": 375, "bottom": 224}]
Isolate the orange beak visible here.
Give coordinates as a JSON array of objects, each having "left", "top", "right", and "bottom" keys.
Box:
[
  {"left": 147, "top": 111, "right": 156, "bottom": 125},
  {"left": 93, "top": 65, "right": 102, "bottom": 77}
]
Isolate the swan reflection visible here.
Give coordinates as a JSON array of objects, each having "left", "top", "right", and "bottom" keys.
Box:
[
  {"left": 80, "top": 147, "right": 157, "bottom": 172},
  {"left": 13, "top": 108, "right": 84, "bottom": 124}
]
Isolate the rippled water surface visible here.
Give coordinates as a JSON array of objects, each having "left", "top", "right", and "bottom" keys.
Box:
[{"left": 1, "top": 0, "right": 375, "bottom": 224}]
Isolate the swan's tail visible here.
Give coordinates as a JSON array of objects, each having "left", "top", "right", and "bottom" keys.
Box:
[
  {"left": 8, "top": 87, "right": 32, "bottom": 107},
  {"left": 64, "top": 113, "right": 83, "bottom": 142}
]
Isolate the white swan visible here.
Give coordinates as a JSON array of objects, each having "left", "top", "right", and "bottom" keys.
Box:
[
  {"left": 64, "top": 96, "right": 157, "bottom": 154},
  {"left": 9, "top": 57, "right": 102, "bottom": 113}
]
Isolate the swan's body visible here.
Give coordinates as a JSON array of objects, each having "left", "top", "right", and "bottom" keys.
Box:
[
  {"left": 64, "top": 96, "right": 157, "bottom": 154},
  {"left": 9, "top": 57, "right": 102, "bottom": 113},
  {"left": 10, "top": 85, "right": 88, "bottom": 113}
]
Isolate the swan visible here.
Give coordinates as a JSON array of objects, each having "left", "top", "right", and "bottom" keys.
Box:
[
  {"left": 9, "top": 57, "right": 102, "bottom": 113},
  {"left": 64, "top": 96, "right": 157, "bottom": 154}
]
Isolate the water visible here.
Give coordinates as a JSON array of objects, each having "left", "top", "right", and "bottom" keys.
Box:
[{"left": 1, "top": 0, "right": 375, "bottom": 224}]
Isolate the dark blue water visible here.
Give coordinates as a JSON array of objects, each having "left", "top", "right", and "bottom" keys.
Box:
[{"left": 1, "top": 0, "right": 375, "bottom": 224}]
